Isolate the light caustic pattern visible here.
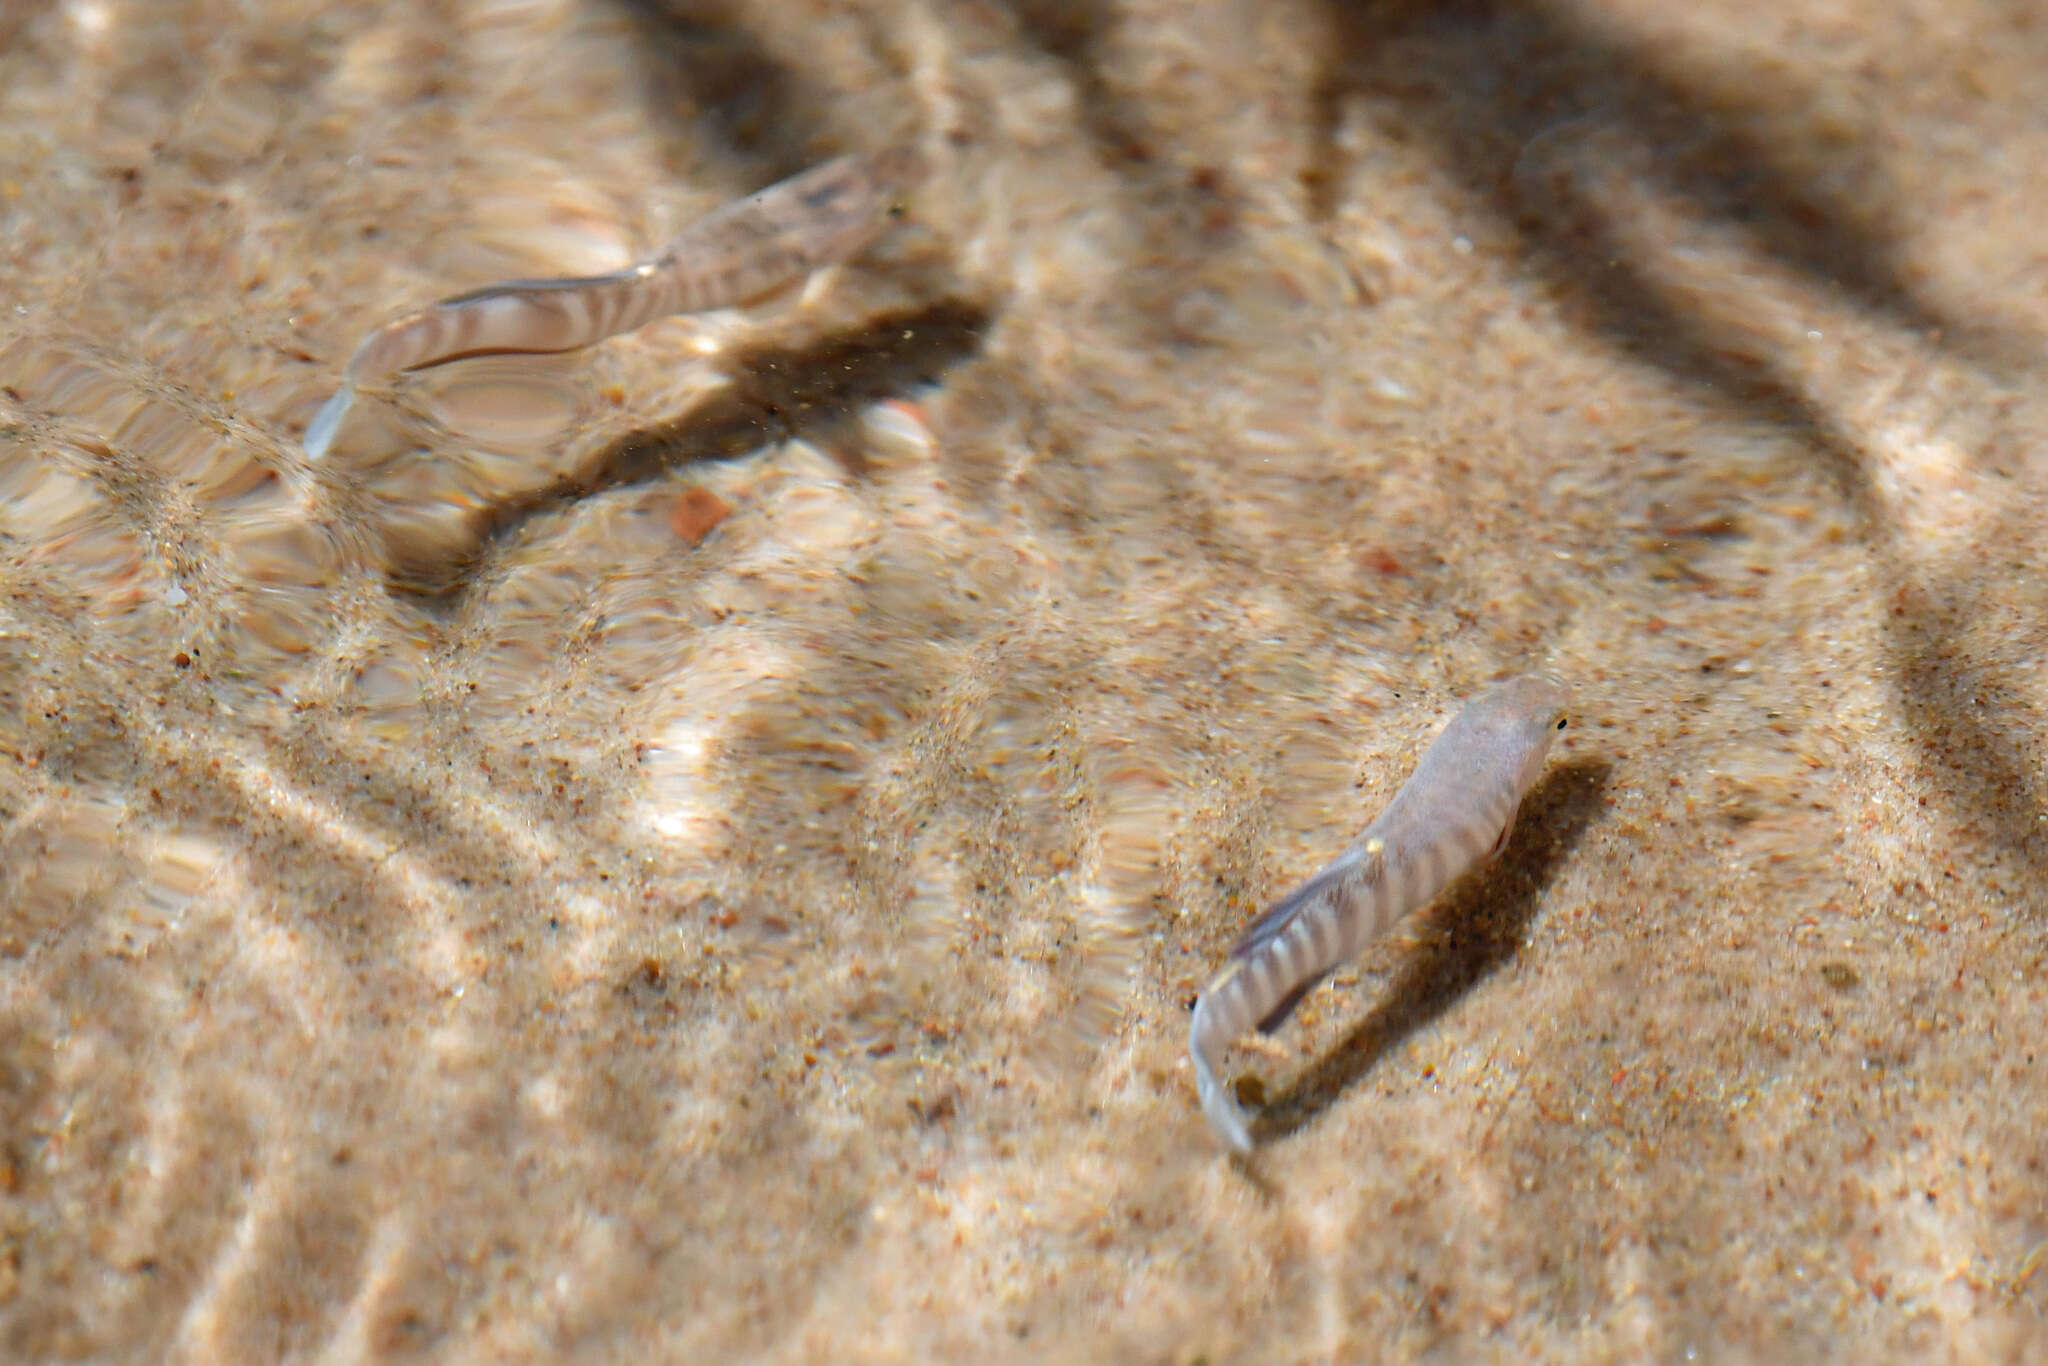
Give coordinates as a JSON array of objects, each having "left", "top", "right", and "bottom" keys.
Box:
[{"left": 12, "top": 0, "right": 2048, "bottom": 1359}]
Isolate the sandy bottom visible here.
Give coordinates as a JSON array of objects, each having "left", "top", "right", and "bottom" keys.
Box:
[{"left": 4, "top": 0, "right": 2048, "bottom": 1360}]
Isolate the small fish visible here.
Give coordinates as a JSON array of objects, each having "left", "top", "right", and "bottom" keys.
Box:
[
  {"left": 1190, "top": 674, "right": 1570, "bottom": 1152},
  {"left": 302, "top": 148, "right": 919, "bottom": 460}
]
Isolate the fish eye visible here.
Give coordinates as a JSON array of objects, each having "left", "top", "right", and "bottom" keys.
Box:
[{"left": 1555, "top": 717, "right": 1568, "bottom": 730}]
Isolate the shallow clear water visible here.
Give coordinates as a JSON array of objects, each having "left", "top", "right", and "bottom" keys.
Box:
[{"left": 4, "top": 0, "right": 2048, "bottom": 1360}]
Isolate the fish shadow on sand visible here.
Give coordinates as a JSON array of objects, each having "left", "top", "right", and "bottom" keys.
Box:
[
  {"left": 1255, "top": 756, "right": 1611, "bottom": 1145},
  {"left": 382, "top": 296, "right": 990, "bottom": 597}
]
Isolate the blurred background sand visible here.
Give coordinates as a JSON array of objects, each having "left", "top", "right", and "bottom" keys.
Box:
[{"left": 4, "top": 0, "right": 2048, "bottom": 1360}]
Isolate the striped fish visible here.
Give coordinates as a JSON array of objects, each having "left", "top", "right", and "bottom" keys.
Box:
[
  {"left": 302, "top": 148, "right": 918, "bottom": 460},
  {"left": 1190, "top": 674, "right": 1570, "bottom": 1152}
]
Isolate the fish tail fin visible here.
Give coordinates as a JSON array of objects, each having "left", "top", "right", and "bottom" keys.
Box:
[
  {"left": 302, "top": 380, "right": 355, "bottom": 461},
  {"left": 1189, "top": 998, "right": 1255, "bottom": 1153}
]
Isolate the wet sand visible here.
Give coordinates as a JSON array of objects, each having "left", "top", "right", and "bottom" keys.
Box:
[{"left": 3, "top": 0, "right": 2048, "bottom": 1360}]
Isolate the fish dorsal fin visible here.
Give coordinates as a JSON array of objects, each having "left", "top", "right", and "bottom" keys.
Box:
[{"left": 1228, "top": 843, "right": 1377, "bottom": 962}]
